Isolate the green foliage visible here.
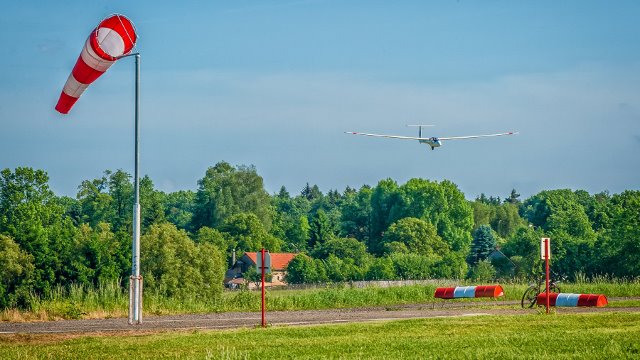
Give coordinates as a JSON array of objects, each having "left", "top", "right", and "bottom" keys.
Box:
[
  {"left": 520, "top": 189, "right": 597, "bottom": 277},
  {"left": 285, "top": 254, "right": 317, "bottom": 284},
  {"left": 339, "top": 185, "right": 372, "bottom": 242},
  {"left": 365, "top": 257, "right": 395, "bottom": 280},
  {"left": 308, "top": 209, "right": 334, "bottom": 248},
  {"left": 399, "top": 179, "right": 474, "bottom": 252},
  {"left": 467, "top": 259, "right": 497, "bottom": 282},
  {"left": 501, "top": 226, "right": 543, "bottom": 279},
  {"left": 369, "top": 178, "right": 403, "bottom": 253},
  {"left": 0, "top": 234, "right": 35, "bottom": 308},
  {"left": 0, "top": 167, "right": 76, "bottom": 296},
  {"left": 271, "top": 189, "right": 310, "bottom": 252},
  {"left": 191, "top": 162, "right": 272, "bottom": 231},
  {"left": 71, "top": 223, "right": 128, "bottom": 287},
  {"left": 139, "top": 176, "right": 166, "bottom": 231},
  {"left": 219, "top": 213, "right": 283, "bottom": 253},
  {"left": 141, "top": 223, "right": 224, "bottom": 300},
  {"left": 381, "top": 217, "right": 450, "bottom": 258},
  {"left": 389, "top": 253, "right": 435, "bottom": 280},
  {"left": 601, "top": 191, "right": 640, "bottom": 277},
  {"left": 194, "top": 226, "right": 229, "bottom": 260},
  {"left": 163, "top": 190, "right": 195, "bottom": 231},
  {"left": 1, "top": 163, "right": 639, "bottom": 304},
  {"left": 311, "top": 237, "right": 369, "bottom": 265},
  {"left": 467, "top": 224, "right": 497, "bottom": 265}
]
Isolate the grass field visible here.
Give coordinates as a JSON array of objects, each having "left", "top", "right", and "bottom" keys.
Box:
[
  {"left": 1, "top": 312, "right": 639, "bottom": 359},
  {"left": 2, "top": 278, "right": 639, "bottom": 321}
]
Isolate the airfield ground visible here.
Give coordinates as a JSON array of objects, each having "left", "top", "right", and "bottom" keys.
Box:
[
  {"left": 1, "top": 306, "right": 639, "bottom": 359},
  {"left": 0, "top": 298, "right": 638, "bottom": 334}
]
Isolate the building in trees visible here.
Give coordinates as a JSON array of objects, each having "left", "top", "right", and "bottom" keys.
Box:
[{"left": 225, "top": 252, "right": 298, "bottom": 288}]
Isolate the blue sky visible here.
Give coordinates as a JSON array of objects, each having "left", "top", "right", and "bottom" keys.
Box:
[{"left": 1, "top": 1, "right": 639, "bottom": 199}]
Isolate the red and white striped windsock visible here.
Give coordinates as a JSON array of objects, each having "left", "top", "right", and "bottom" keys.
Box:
[{"left": 55, "top": 14, "right": 137, "bottom": 114}]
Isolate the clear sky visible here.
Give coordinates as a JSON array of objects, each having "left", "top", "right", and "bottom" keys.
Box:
[{"left": 1, "top": 1, "right": 638, "bottom": 199}]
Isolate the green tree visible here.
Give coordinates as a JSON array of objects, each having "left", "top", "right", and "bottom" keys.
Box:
[
  {"left": 301, "top": 183, "right": 322, "bottom": 202},
  {"left": 369, "top": 179, "right": 403, "bottom": 253},
  {"left": 308, "top": 209, "right": 334, "bottom": 248},
  {"left": 340, "top": 185, "right": 372, "bottom": 242},
  {"left": 140, "top": 176, "right": 165, "bottom": 231},
  {"left": 311, "top": 237, "right": 370, "bottom": 266},
  {"left": 192, "top": 162, "right": 272, "bottom": 231},
  {"left": 71, "top": 223, "right": 127, "bottom": 286},
  {"left": 399, "top": 179, "right": 474, "bottom": 252},
  {"left": 491, "top": 203, "right": 524, "bottom": 239},
  {"left": 601, "top": 191, "right": 640, "bottom": 277},
  {"left": 390, "top": 253, "right": 435, "bottom": 280},
  {"left": 501, "top": 226, "right": 544, "bottom": 279},
  {"left": 164, "top": 190, "right": 196, "bottom": 231},
  {"left": 196, "top": 226, "right": 228, "bottom": 250},
  {"left": 0, "top": 167, "right": 76, "bottom": 295},
  {"left": 76, "top": 173, "right": 114, "bottom": 227},
  {"left": 141, "top": 223, "right": 224, "bottom": 299},
  {"left": 366, "top": 257, "right": 395, "bottom": 280},
  {"left": 285, "top": 254, "right": 317, "bottom": 284},
  {"left": 521, "top": 190, "right": 596, "bottom": 276},
  {"left": 505, "top": 189, "right": 521, "bottom": 204},
  {"left": 471, "top": 200, "right": 495, "bottom": 230},
  {"left": 467, "top": 225, "right": 497, "bottom": 265},
  {"left": 271, "top": 188, "right": 310, "bottom": 252},
  {"left": 107, "top": 170, "right": 133, "bottom": 231},
  {"left": 467, "top": 259, "right": 496, "bottom": 282},
  {"left": 219, "top": 213, "right": 283, "bottom": 253},
  {"left": 381, "top": 218, "right": 450, "bottom": 259},
  {"left": 0, "top": 234, "right": 35, "bottom": 308}
]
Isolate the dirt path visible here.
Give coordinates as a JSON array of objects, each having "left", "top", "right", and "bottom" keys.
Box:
[{"left": 1, "top": 299, "right": 638, "bottom": 336}]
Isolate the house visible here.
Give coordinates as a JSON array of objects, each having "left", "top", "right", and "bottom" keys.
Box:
[
  {"left": 488, "top": 248, "right": 517, "bottom": 276},
  {"left": 224, "top": 252, "right": 298, "bottom": 288}
]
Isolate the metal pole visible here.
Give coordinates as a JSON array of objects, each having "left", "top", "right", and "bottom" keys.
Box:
[
  {"left": 545, "top": 238, "right": 550, "bottom": 314},
  {"left": 133, "top": 53, "right": 142, "bottom": 324},
  {"left": 261, "top": 248, "right": 266, "bottom": 328},
  {"left": 120, "top": 52, "right": 141, "bottom": 325}
]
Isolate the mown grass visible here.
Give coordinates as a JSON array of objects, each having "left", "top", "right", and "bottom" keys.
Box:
[
  {"left": 2, "top": 278, "right": 639, "bottom": 321},
  {"left": 1, "top": 312, "right": 639, "bottom": 359}
]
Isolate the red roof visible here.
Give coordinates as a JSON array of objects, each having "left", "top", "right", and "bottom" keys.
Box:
[{"left": 244, "top": 252, "right": 298, "bottom": 271}]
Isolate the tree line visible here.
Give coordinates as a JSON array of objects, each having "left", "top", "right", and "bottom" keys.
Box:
[{"left": 0, "top": 163, "right": 638, "bottom": 308}]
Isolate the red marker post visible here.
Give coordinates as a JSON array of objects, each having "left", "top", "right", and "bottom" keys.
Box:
[
  {"left": 256, "top": 249, "right": 271, "bottom": 328},
  {"left": 541, "top": 238, "right": 551, "bottom": 314},
  {"left": 261, "top": 248, "right": 265, "bottom": 327}
]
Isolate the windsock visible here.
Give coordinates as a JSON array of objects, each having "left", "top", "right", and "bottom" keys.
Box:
[{"left": 55, "top": 14, "right": 137, "bottom": 114}]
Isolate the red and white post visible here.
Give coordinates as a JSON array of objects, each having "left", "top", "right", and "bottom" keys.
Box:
[
  {"left": 541, "top": 237, "right": 551, "bottom": 314},
  {"left": 261, "top": 248, "right": 266, "bottom": 328}
]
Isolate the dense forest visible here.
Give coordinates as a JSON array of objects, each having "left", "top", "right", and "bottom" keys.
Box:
[{"left": 1, "top": 163, "right": 639, "bottom": 309}]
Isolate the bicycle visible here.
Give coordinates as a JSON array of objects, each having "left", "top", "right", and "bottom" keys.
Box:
[{"left": 521, "top": 272, "right": 566, "bottom": 308}]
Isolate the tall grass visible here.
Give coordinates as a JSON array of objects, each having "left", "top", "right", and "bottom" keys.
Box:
[{"left": 2, "top": 277, "right": 639, "bottom": 321}]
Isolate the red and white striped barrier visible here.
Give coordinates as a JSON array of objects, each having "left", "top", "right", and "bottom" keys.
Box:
[
  {"left": 434, "top": 285, "right": 504, "bottom": 299},
  {"left": 55, "top": 14, "right": 138, "bottom": 114},
  {"left": 536, "top": 293, "right": 608, "bottom": 307}
]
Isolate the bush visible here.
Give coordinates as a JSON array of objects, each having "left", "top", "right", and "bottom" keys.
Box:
[
  {"left": 141, "top": 223, "right": 225, "bottom": 300},
  {"left": 467, "top": 260, "right": 496, "bottom": 283}
]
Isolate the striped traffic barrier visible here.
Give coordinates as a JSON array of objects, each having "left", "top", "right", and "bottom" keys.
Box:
[
  {"left": 434, "top": 285, "right": 504, "bottom": 299},
  {"left": 536, "top": 292, "right": 608, "bottom": 307}
]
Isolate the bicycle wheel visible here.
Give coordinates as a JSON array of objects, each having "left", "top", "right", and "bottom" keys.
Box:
[{"left": 521, "top": 286, "right": 539, "bottom": 309}]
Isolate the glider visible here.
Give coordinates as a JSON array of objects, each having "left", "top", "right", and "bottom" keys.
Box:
[
  {"left": 55, "top": 14, "right": 138, "bottom": 114},
  {"left": 345, "top": 125, "right": 518, "bottom": 150}
]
